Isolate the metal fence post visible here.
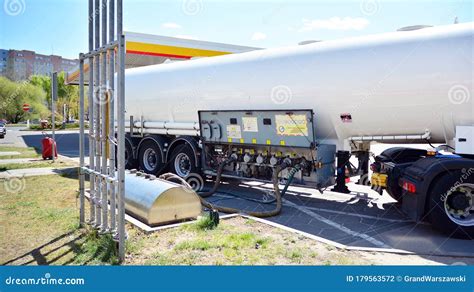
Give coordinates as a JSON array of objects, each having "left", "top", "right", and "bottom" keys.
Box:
[
  {"left": 100, "top": 0, "right": 109, "bottom": 233},
  {"left": 94, "top": 0, "right": 102, "bottom": 229},
  {"left": 117, "top": 0, "right": 126, "bottom": 262},
  {"left": 79, "top": 57, "right": 85, "bottom": 226},
  {"left": 108, "top": 0, "right": 117, "bottom": 233},
  {"left": 51, "top": 72, "right": 57, "bottom": 162},
  {"left": 88, "top": 0, "right": 96, "bottom": 225}
]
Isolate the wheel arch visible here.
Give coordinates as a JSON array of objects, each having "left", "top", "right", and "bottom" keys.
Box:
[
  {"left": 165, "top": 136, "right": 200, "bottom": 168},
  {"left": 136, "top": 135, "right": 168, "bottom": 163},
  {"left": 401, "top": 157, "right": 474, "bottom": 221}
]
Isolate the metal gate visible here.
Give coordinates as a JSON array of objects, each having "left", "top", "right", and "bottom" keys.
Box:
[{"left": 78, "top": 0, "right": 126, "bottom": 261}]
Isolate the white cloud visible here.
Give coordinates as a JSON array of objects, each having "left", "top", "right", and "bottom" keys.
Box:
[
  {"left": 162, "top": 22, "right": 182, "bottom": 29},
  {"left": 251, "top": 32, "right": 267, "bottom": 41},
  {"left": 299, "top": 17, "right": 369, "bottom": 32},
  {"left": 174, "top": 35, "right": 200, "bottom": 40}
]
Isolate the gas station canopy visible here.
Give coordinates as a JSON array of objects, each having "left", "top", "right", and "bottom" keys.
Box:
[{"left": 66, "top": 31, "right": 260, "bottom": 85}]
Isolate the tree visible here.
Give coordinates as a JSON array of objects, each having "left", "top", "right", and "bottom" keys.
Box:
[
  {"left": 29, "top": 72, "right": 83, "bottom": 122},
  {"left": 0, "top": 77, "right": 49, "bottom": 123}
]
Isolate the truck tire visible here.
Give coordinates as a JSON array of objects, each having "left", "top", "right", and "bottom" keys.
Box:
[
  {"left": 115, "top": 139, "right": 137, "bottom": 169},
  {"left": 125, "top": 139, "right": 137, "bottom": 169},
  {"left": 427, "top": 171, "right": 474, "bottom": 239},
  {"left": 169, "top": 143, "right": 199, "bottom": 178},
  {"left": 138, "top": 140, "right": 164, "bottom": 174}
]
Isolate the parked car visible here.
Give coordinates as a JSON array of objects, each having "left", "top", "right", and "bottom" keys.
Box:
[{"left": 0, "top": 122, "right": 6, "bottom": 138}]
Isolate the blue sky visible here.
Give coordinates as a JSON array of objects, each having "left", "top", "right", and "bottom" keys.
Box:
[{"left": 0, "top": 0, "right": 472, "bottom": 59}]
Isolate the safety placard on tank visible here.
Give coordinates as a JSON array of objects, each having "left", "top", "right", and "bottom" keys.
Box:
[
  {"left": 275, "top": 114, "right": 308, "bottom": 136},
  {"left": 226, "top": 125, "right": 242, "bottom": 139}
]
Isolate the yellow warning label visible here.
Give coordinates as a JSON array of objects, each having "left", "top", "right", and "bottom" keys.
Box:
[
  {"left": 226, "top": 125, "right": 242, "bottom": 139},
  {"left": 275, "top": 114, "right": 308, "bottom": 136}
]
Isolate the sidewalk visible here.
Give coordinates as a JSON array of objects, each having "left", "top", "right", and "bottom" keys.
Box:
[
  {"left": 0, "top": 167, "right": 77, "bottom": 179},
  {"left": 0, "top": 158, "right": 43, "bottom": 164},
  {"left": 0, "top": 152, "right": 21, "bottom": 157}
]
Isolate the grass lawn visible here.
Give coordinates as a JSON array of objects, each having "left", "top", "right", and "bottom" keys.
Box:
[
  {"left": 0, "top": 146, "right": 41, "bottom": 160},
  {"left": 124, "top": 217, "right": 370, "bottom": 265},
  {"left": 0, "top": 174, "right": 121, "bottom": 265}
]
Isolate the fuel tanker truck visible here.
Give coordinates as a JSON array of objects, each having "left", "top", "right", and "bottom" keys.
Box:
[{"left": 120, "top": 22, "right": 473, "bottom": 238}]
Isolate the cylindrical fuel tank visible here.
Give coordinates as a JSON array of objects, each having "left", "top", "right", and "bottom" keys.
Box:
[
  {"left": 124, "top": 23, "right": 473, "bottom": 145},
  {"left": 124, "top": 171, "right": 202, "bottom": 226}
]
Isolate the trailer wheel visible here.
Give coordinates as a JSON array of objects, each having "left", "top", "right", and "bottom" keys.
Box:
[
  {"left": 138, "top": 140, "right": 164, "bottom": 174},
  {"left": 115, "top": 139, "right": 137, "bottom": 169},
  {"left": 125, "top": 140, "right": 137, "bottom": 169},
  {"left": 427, "top": 171, "right": 474, "bottom": 239},
  {"left": 169, "top": 143, "right": 199, "bottom": 178}
]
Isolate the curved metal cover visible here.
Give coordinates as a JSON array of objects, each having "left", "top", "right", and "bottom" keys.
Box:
[{"left": 124, "top": 173, "right": 201, "bottom": 226}]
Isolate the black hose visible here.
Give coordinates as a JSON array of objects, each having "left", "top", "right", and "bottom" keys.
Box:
[
  {"left": 198, "top": 158, "right": 235, "bottom": 198},
  {"left": 231, "top": 165, "right": 299, "bottom": 204},
  {"left": 161, "top": 164, "right": 289, "bottom": 218},
  {"left": 199, "top": 165, "right": 283, "bottom": 218}
]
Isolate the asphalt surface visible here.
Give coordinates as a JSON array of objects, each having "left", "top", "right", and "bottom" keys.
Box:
[
  {"left": 2, "top": 126, "right": 473, "bottom": 262},
  {"left": 0, "top": 126, "right": 87, "bottom": 158}
]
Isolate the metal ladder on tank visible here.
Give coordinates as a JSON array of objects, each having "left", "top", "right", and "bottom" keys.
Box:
[{"left": 78, "top": 0, "right": 126, "bottom": 262}]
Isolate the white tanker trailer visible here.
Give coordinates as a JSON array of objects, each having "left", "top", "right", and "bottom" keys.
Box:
[{"left": 121, "top": 23, "right": 473, "bottom": 238}]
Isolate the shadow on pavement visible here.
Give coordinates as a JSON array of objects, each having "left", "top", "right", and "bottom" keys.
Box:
[{"left": 21, "top": 133, "right": 88, "bottom": 158}]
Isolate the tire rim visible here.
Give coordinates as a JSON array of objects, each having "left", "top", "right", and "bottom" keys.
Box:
[
  {"left": 444, "top": 183, "right": 474, "bottom": 227},
  {"left": 143, "top": 148, "right": 158, "bottom": 171},
  {"left": 174, "top": 153, "right": 191, "bottom": 177}
]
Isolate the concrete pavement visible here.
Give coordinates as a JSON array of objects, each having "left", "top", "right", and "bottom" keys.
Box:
[{"left": 0, "top": 167, "right": 77, "bottom": 179}]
